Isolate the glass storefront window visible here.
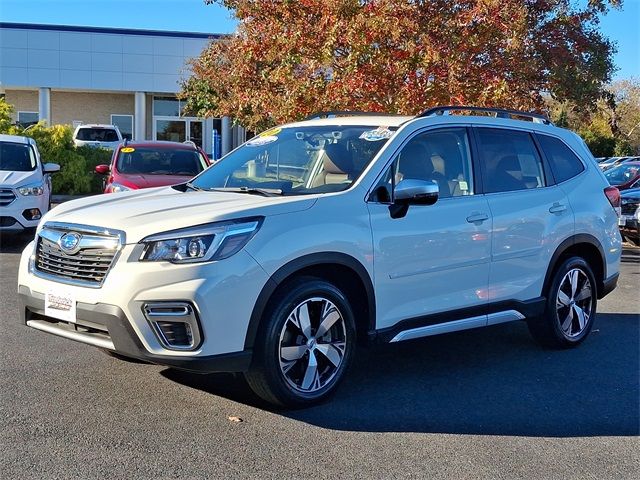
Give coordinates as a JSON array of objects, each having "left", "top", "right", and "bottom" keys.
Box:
[
  {"left": 156, "top": 120, "right": 186, "bottom": 143},
  {"left": 111, "top": 114, "right": 133, "bottom": 140},
  {"left": 153, "top": 97, "right": 180, "bottom": 117}
]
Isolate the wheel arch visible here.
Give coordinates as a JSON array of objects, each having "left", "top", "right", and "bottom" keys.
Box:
[
  {"left": 543, "top": 234, "right": 607, "bottom": 300},
  {"left": 244, "top": 252, "right": 376, "bottom": 350}
]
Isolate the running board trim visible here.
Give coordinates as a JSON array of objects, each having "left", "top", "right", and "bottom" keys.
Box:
[
  {"left": 27, "top": 319, "right": 115, "bottom": 350},
  {"left": 389, "top": 309, "right": 525, "bottom": 343}
]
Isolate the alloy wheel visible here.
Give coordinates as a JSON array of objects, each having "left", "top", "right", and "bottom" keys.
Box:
[
  {"left": 555, "top": 268, "right": 594, "bottom": 338},
  {"left": 278, "top": 297, "right": 347, "bottom": 393}
]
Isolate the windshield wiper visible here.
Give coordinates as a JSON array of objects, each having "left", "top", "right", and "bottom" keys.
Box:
[
  {"left": 205, "top": 187, "right": 284, "bottom": 197},
  {"left": 185, "top": 182, "right": 203, "bottom": 191}
]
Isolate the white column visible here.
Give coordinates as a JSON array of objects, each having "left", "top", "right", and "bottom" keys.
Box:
[
  {"left": 203, "top": 118, "right": 214, "bottom": 157},
  {"left": 38, "top": 87, "right": 51, "bottom": 125},
  {"left": 221, "top": 116, "right": 232, "bottom": 156},
  {"left": 134, "top": 92, "right": 146, "bottom": 141}
]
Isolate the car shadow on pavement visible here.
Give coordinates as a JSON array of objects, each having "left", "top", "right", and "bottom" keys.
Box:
[
  {"left": 163, "top": 312, "right": 639, "bottom": 437},
  {"left": 0, "top": 231, "right": 33, "bottom": 254}
]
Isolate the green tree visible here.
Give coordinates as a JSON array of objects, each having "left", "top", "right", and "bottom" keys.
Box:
[{"left": 186, "top": 0, "right": 621, "bottom": 130}]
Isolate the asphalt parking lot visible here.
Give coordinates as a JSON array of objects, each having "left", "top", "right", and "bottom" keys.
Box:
[{"left": 1, "top": 232, "right": 638, "bottom": 479}]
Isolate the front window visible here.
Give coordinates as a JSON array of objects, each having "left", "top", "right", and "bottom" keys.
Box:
[
  {"left": 605, "top": 163, "right": 640, "bottom": 186},
  {"left": 116, "top": 147, "right": 207, "bottom": 176},
  {"left": 190, "top": 125, "right": 395, "bottom": 195},
  {"left": 0, "top": 142, "right": 37, "bottom": 171}
]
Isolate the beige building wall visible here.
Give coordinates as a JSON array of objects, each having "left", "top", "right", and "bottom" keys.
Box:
[
  {"left": 5, "top": 89, "right": 134, "bottom": 127},
  {"left": 5, "top": 90, "right": 39, "bottom": 119}
]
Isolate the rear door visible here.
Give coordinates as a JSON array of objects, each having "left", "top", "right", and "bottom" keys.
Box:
[{"left": 474, "top": 127, "right": 573, "bottom": 303}]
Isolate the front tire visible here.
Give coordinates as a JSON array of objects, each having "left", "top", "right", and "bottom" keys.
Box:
[
  {"left": 527, "top": 257, "right": 597, "bottom": 348},
  {"left": 245, "top": 277, "right": 356, "bottom": 408}
]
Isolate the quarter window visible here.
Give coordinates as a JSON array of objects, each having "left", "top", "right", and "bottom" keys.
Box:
[
  {"left": 536, "top": 134, "right": 585, "bottom": 183},
  {"left": 476, "top": 128, "right": 545, "bottom": 193}
]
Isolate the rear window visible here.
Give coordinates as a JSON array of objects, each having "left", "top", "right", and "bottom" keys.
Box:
[
  {"left": 116, "top": 147, "right": 207, "bottom": 176},
  {"left": 536, "top": 135, "right": 584, "bottom": 183},
  {"left": 76, "top": 128, "right": 120, "bottom": 142},
  {"left": 0, "top": 142, "right": 37, "bottom": 172}
]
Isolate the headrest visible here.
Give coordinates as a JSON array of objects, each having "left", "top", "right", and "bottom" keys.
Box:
[
  {"left": 399, "top": 142, "right": 432, "bottom": 179},
  {"left": 323, "top": 143, "right": 353, "bottom": 175},
  {"left": 497, "top": 155, "right": 520, "bottom": 172}
]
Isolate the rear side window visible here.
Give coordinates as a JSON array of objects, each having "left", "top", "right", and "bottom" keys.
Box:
[
  {"left": 476, "top": 128, "right": 546, "bottom": 193},
  {"left": 537, "top": 134, "right": 584, "bottom": 183},
  {"left": 76, "top": 128, "right": 120, "bottom": 142}
]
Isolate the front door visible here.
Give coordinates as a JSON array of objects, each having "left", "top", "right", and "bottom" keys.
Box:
[{"left": 368, "top": 127, "right": 492, "bottom": 330}]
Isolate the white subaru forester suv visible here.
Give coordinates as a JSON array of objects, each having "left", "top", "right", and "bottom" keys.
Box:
[{"left": 18, "top": 107, "right": 622, "bottom": 408}]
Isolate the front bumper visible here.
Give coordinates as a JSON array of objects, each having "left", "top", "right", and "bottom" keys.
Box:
[
  {"left": 18, "top": 236, "right": 270, "bottom": 369},
  {"left": 19, "top": 286, "right": 252, "bottom": 373}
]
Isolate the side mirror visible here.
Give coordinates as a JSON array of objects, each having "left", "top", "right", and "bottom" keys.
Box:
[
  {"left": 95, "top": 164, "right": 110, "bottom": 175},
  {"left": 389, "top": 179, "right": 439, "bottom": 219},
  {"left": 43, "top": 163, "right": 60, "bottom": 174},
  {"left": 394, "top": 179, "right": 439, "bottom": 205}
]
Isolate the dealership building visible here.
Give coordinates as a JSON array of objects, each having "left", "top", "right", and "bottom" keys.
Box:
[{"left": 0, "top": 22, "right": 244, "bottom": 157}]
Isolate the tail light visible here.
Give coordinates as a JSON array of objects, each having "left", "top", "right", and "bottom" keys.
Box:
[{"left": 604, "top": 186, "right": 621, "bottom": 216}]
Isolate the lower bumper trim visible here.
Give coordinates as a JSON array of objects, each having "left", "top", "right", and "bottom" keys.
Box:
[
  {"left": 27, "top": 318, "right": 114, "bottom": 350},
  {"left": 19, "top": 285, "right": 252, "bottom": 373}
]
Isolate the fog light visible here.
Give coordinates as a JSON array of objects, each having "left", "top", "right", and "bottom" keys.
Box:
[{"left": 22, "top": 208, "right": 42, "bottom": 221}]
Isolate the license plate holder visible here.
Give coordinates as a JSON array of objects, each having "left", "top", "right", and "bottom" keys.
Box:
[{"left": 45, "top": 290, "right": 77, "bottom": 323}]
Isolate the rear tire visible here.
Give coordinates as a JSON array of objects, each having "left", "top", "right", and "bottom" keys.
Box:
[
  {"left": 245, "top": 277, "right": 356, "bottom": 408},
  {"left": 527, "top": 257, "right": 597, "bottom": 348}
]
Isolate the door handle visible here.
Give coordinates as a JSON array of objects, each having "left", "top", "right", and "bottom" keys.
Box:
[
  {"left": 549, "top": 203, "right": 567, "bottom": 214},
  {"left": 466, "top": 213, "right": 489, "bottom": 224}
]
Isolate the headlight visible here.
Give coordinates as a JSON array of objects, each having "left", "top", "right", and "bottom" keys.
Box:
[
  {"left": 140, "top": 218, "right": 262, "bottom": 263},
  {"left": 18, "top": 181, "right": 44, "bottom": 196},
  {"left": 110, "top": 182, "right": 132, "bottom": 193}
]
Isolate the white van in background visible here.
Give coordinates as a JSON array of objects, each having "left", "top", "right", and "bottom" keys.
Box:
[
  {"left": 0, "top": 134, "right": 59, "bottom": 232},
  {"left": 73, "top": 124, "right": 123, "bottom": 150}
]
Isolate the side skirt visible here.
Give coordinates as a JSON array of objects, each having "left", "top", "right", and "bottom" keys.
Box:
[{"left": 370, "top": 298, "right": 545, "bottom": 344}]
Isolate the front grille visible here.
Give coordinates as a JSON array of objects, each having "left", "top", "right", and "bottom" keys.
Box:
[
  {"left": 34, "top": 223, "right": 124, "bottom": 287},
  {"left": 0, "top": 188, "right": 16, "bottom": 207},
  {"left": 0, "top": 216, "right": 17, "bottom": 227},
  {"left": 621, "top": 201, "right": 639, "bottom": 216}
]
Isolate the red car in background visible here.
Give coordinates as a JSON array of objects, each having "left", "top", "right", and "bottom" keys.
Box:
[
  {"left": 604, "top": 161, "right": 640, "bottom": 191},
  {"left": 95, "top": 141, "right": 210, "bottom": 193}
]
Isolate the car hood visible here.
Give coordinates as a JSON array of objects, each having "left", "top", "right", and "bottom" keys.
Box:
[
  {"left": 117, "top": 173, "right": 195, "bottom": 189},
  {"left": 42, "top": 186, "right": 316, "bottom": 243},
  {"left": 0, "top": 169, "right": 40, "bottom": 187},
  {"left": 621, "top": 188, "right": 640, "bottom": 200}
]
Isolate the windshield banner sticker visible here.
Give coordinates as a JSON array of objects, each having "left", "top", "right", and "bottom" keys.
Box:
[
  {"left": 360, "top": 127, "right": 393, "bottom": 141},
  {"left": 259, "top": 127, "right": 282, "bottom": 137},
  {"left": 246, "top": 135, "right": 279, "bottom": 147}
]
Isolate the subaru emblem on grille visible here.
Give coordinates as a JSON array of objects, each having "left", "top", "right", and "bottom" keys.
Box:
[{"left": 59, "top": 232, "right": 82, "bottom": 253}]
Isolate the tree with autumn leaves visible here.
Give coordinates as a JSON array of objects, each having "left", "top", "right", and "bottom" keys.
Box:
[{"left": 182, "top": 0, "right": 622, "bottom": 132}]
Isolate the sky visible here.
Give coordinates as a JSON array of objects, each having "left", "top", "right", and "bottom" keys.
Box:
[{"left": 1, "top": 0, "right": 638, "bottom": 80}]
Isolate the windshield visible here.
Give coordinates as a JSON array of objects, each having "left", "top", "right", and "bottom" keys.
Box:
[
  {"left": 190, "top": 125, "right": 395, "bottom": 195},
  {"left": 0, "top": 142, "right": 37, "bottom": 172},
  {"left": 76, "top": 128, "right": 120, "bottom": 142},
  {"left": 116, "top": 147, "right": 207, "bottom": 176},
  {"left": 605, "top": 163, "right": 640, "bottom": 185}
]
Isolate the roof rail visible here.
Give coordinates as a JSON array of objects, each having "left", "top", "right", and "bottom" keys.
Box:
[
  {"left": 304, "top": 111, "right": 404, "bottom": 121},
  {"left": 416, "top": 106, "right": 552, "bottom": 125},
  {"left": 183, "top": 140, "right": 197, "bottom": 148}
]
